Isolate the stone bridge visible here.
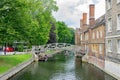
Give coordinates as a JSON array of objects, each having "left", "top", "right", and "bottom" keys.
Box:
[{"left": 32, "top": 43, "right": 85, "bottom": 61}]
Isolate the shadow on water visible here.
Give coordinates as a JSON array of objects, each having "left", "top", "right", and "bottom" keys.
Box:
[{"left": 8, "top": 51, "right": 117, "bottom": 80}]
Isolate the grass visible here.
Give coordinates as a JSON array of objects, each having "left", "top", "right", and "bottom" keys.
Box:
[{"left": 0, "top": 54, "right": 32, "bottom": 74}]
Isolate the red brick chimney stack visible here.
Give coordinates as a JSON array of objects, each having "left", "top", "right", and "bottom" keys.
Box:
[
  {"left": 83, "top": 13, "right": 87, "bottom": 26},
  {"left": 89, "top": 4, "right": 95, "bottom": 27},
  {"left": 80, "top": 19, "right": 83, "bottom": 28}
]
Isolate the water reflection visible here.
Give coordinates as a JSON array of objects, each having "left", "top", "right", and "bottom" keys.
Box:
[
  {"left": 75, "top": 58, "right": 117, "bottom": 80},
  {"left": 8, "top": 52, "right": 117, "bottom": 80}
]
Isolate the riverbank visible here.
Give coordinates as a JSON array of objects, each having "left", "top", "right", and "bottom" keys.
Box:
[
  {"left": 0, "top": 49, "right": 67, "bottom": 80},
  {"left": 82, "top": 55, "right": 119, "bottom": 80},
  {"left": 8, "top": 52, "right": 117, "bottom": 80},
  {"left": 0, "top": 53, "right": 33, "bottom": 80},
  {"left": 0, "top": 54, "right": 32, "bottom": 74}
]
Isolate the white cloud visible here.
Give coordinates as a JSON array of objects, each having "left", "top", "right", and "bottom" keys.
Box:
[
  {"left": 52, "top": 0, "right": 105, "bottom": 29},
  {"left": 95, "top": 0, "right": 105, "bottom": 19}
]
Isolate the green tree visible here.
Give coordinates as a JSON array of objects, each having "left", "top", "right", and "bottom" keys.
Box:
[
  {"left": 47, "top": 22, "right": 57, "bottom": 43},
  {"left": 56, "top": 21, "right": 73, "bottom": 44},
  {"left": 0, "top": 0, "right": 30, "bottom": 44},
  {"left": 69, "top": 28, "right": 75, "bottom": 44},
  {"left": 0, "top": 0, "right": 58, "bottom": 46},
  {"left": 27, "top": 0, "right": 58, "bottom": 45}
]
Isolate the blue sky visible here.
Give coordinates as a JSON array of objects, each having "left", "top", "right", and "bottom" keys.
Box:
[{"left": 52, "top": 0, "right": 105, "bottom": 29}]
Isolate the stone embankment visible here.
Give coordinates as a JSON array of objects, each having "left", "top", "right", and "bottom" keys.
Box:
[{"left": 34, "top": 50, "right": 63, "bottom": 61}]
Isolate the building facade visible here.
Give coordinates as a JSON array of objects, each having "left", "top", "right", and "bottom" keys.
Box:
[
  {"left": 105, "top": 0, "right": 120, "bottom": 79},
  {"left": 89, "top": 15, "right": 106, "bottom": 70},
  {"left": 75, "top": 28, "right": 80, "bottom": 45},
  {"left": 78, "top": 4, "right": 106, "bottom": 70},
  {"left": 80, "top": 13, "right": 88, "bottom": 54}
]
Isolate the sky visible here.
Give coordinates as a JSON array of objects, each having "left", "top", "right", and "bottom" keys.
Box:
[{"left": 52, "top": 0, "right": 105, "bottom": 29}]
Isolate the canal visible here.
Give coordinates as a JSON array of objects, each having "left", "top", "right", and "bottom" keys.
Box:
[{"left": 8, "top": 52, "right": 117, "bottom": 80}]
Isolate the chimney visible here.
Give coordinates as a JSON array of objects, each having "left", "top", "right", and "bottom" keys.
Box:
[
  {"left": 80, "top": 19, "right": 83, "bottom": 28},
  {"left": 89, "top": 4, "right": 95, "bottom": 27},
  {"left": 83, "top": 13, "right": 87, "bottom": 25}
]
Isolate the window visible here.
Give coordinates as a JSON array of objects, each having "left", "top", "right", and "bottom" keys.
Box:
[
  {"left": 81, "top": 35, "right": 82, "bottom": 40},
  {"left": 108, "top": 18, "right": 112, "bottom": 32},
  {"left": 100, "top": 31, "right": 102, "bottom": 38},
  {"left": 117, "top": 39, "right": 120, "bottom": 53},
  {"left": 108, "top": 40, "right": 112, "bottom": 52},
  {"left": 117, "top": 14, "right": 120, "bottom": 30},
  {"left": 107, "top": 0, "right": 111, "bottom": 10},
  {"left": 92, "top": 45, "right": 93, "bottom": 52},
  {"left": 99, "top": 44, "right": 102, "bottom": 54},
  {"left": 95, "top": 44, "right": 97, "bottom": 52},
  {"left": 93, "top": 44, "right": 95, "bottom": 52},
  {"left": 97, "top": 31, "right": 99, "bottom": 39}
]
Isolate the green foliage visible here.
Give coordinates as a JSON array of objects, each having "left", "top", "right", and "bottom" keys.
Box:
[
  {"left": 56, "top": 21, "right": 74, "bottom": 44},
  {"left": 0, "top": 0, "right": 58, "bottom": 45},
  {"left": 47, "top": 22, "right": 57, "bottom": 43},
  {"left": 69, "top": 28, "right": 75, "bottom": 44},
  {"left": 0, "top": 0, "right": 74, "bottom": 45},
  {"left": 18, "top": 44, "right": 23, "bottom": 52}
]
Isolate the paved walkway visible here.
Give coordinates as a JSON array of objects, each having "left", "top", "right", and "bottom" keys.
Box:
[{"left": 0, "top": 51, "right": 28, "bottom": 55}]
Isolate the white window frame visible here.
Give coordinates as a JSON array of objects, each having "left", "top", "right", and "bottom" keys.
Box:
[
  {"left": 108, "top": 40, "right": 112, "bottom": 52},
  {"left": 108, "top": 18, "right": 112, "bottom": 32},
  {"left": 117, "top": 14, "right": 120, "bottom": 30},
  {"left": 107, "top": 0, "right": 111, "bottom": 10},
  {"left": 117, "top": 39, "right": 120, "bottom": 53}
]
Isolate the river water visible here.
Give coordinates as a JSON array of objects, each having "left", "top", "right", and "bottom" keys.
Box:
[{"left": 8, "top": 52, "right": 117, "bottom": 80}]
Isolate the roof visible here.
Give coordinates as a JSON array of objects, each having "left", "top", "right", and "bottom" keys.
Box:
[{"left": 91, "top": 14, "right": 106, "bottom": 29}]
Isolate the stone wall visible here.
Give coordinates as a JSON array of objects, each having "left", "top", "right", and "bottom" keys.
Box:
[
  {"left": 105, "top": 0, "right": 120, "bottom": 79},
  {"left": 105, "top": 60, "right": 120, "bottom": 79},
  {"left": 106, "top": 0, "right": 120, "bottom": 63}
]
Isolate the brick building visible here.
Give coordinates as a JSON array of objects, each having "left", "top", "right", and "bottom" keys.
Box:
[
  {"left": 75, "top": 2, "right": 120, "bottom": 79},
  {"left": 80, "top": 13, "right": 89, "bottom": 54},
  {"left": 89, "top": 15, "right": 106, "bottom": 70},
  {"left": 78, "top": 4, "right": 106, "bottom": 70},
  {"left": 75, "top": 28, "right": 80, "bottom": 45},
  {"left": 105, "top": 0, "right": 120, "bottom": 79}
]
